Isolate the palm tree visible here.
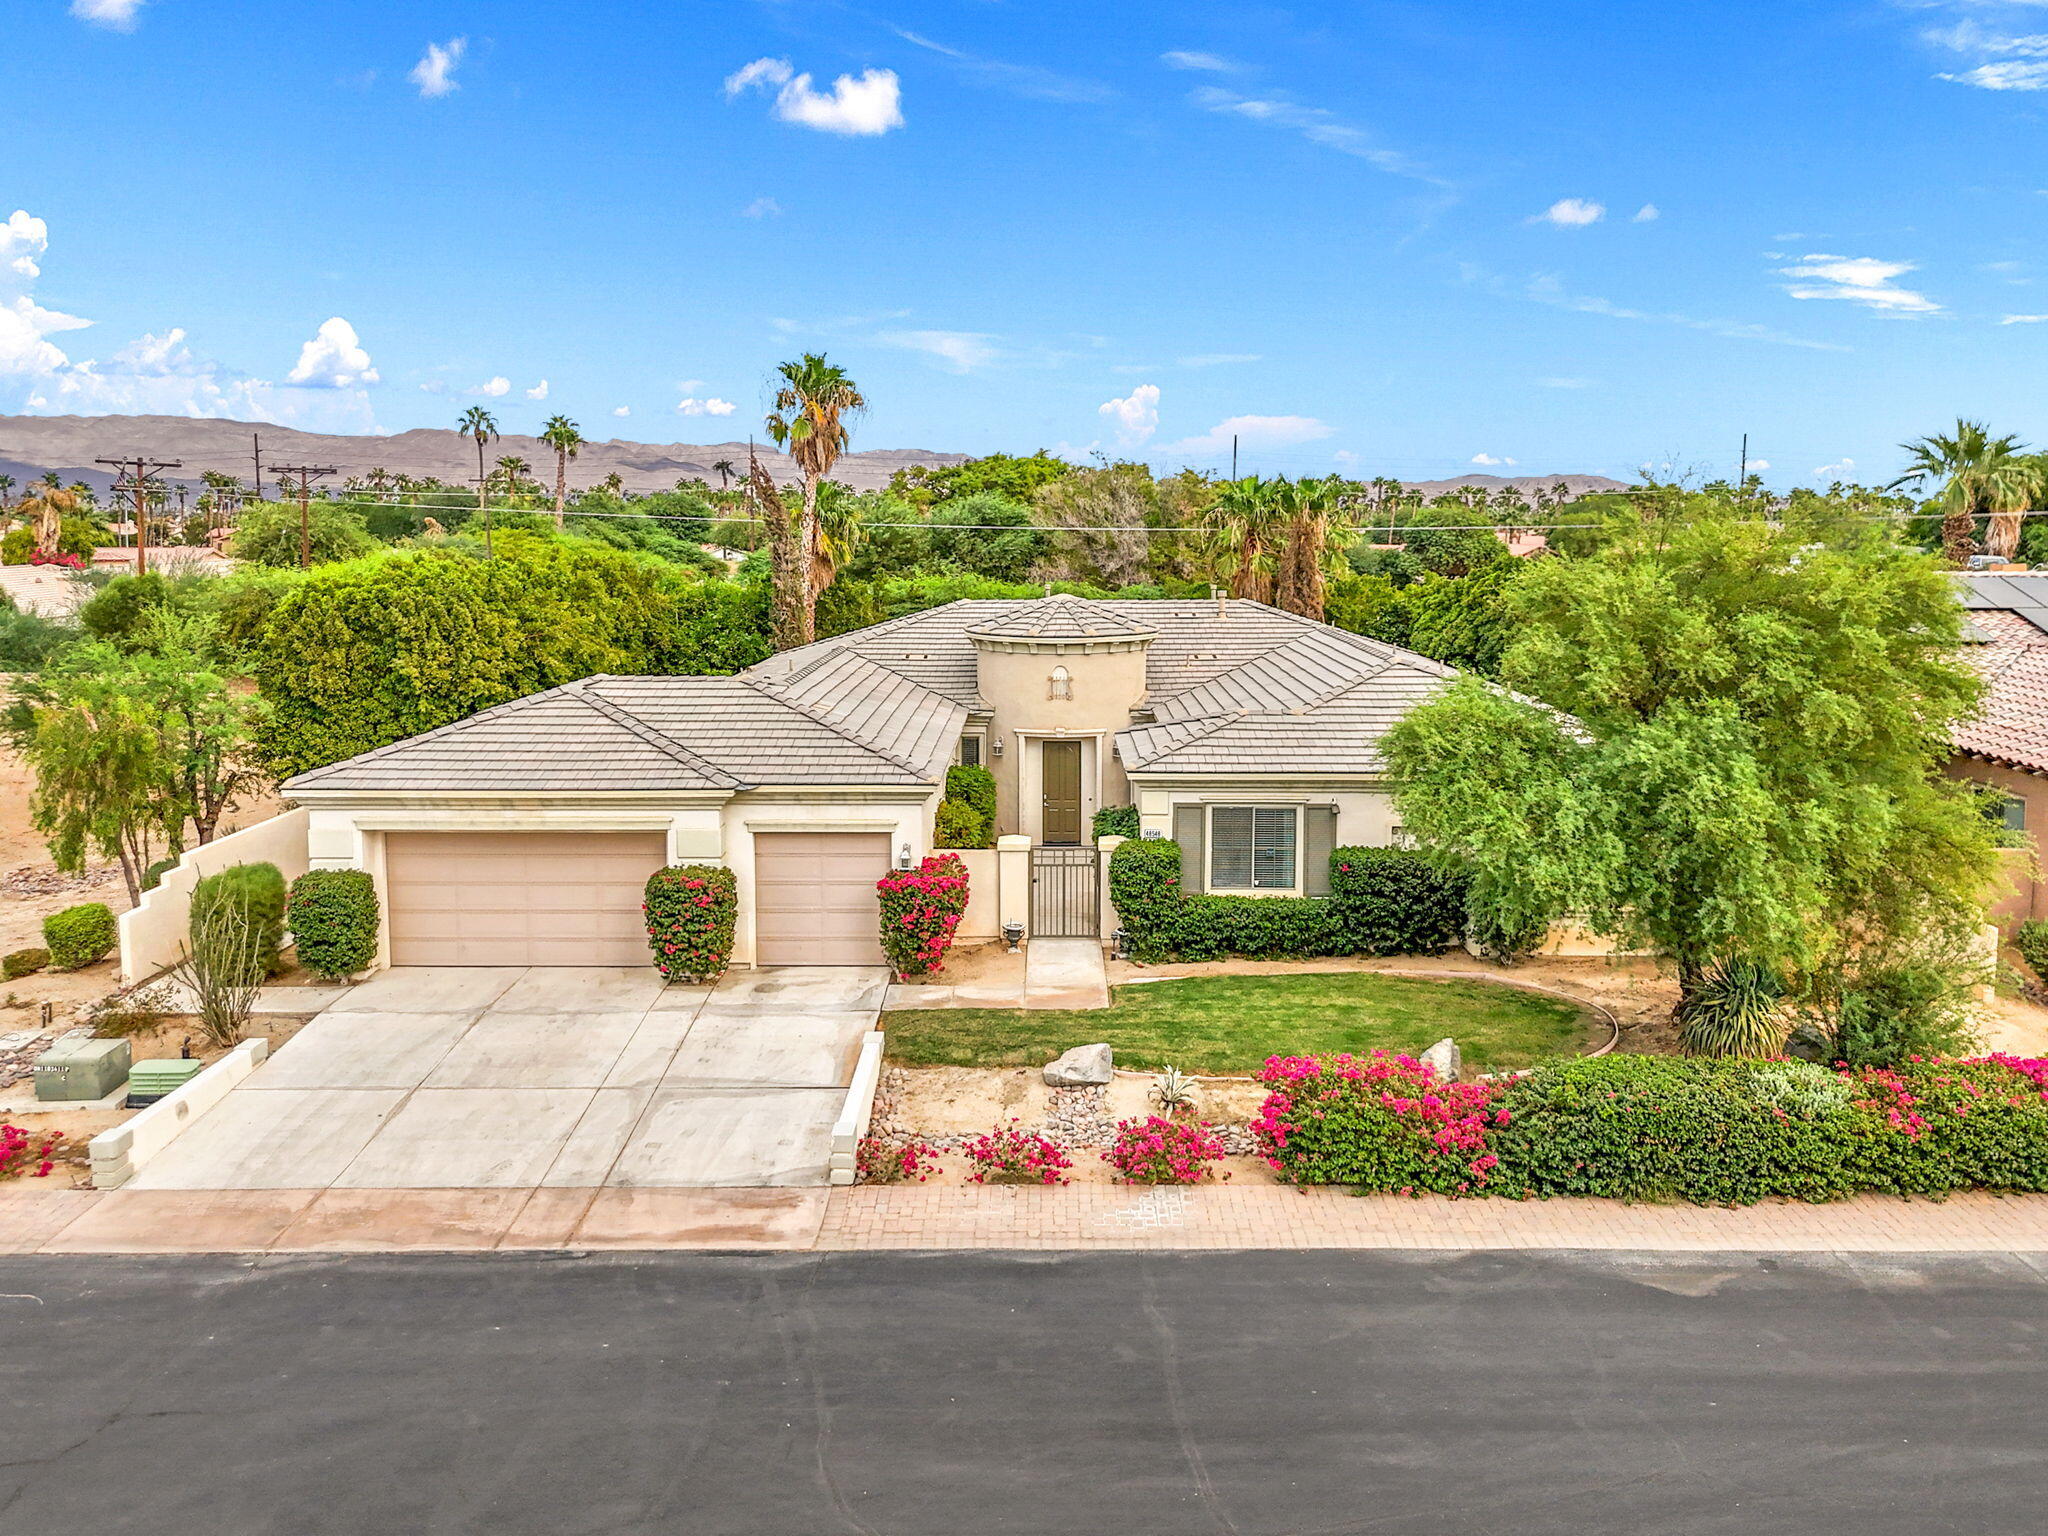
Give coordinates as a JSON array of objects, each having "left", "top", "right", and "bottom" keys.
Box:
[
  {"left": 540, "top": 415, "right": 584, "bottom": 526},
  {"left": 765, "top": 352, "right": 867, "bottom": 648},
  {"left": 807, "top": 481, "right": 864, "bottom": 607},
  {"left": 459, "top": 405, "right": 499, "bottom": 555},
  {"left": 712, "top": 458, "right": 737, "bottom": 489},
  {"left": 494, "top": 455, "right": 533, "bottom": 501},
  {"left": 19, "top": 484, "right": 80, "bottom": 559},
  {"left": 1275, "top": 475, "right": 1342, "bottom": 619},
  {"left": 0, "top": 474, "right": 14, "bottom": 511},
  {"left": 1889, "top": 420, "right": 2029, "bottom": 566},
  {"left": 598, "top": 471, "right": 626, "bottom": 498},
  {"left": 1203, "top": 476, "right": 1285, "bottom": 604}
]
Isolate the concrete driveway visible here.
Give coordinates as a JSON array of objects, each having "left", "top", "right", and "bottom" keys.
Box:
[{"left": 128, "top": 966, "right": 887, "bottom": 1192}]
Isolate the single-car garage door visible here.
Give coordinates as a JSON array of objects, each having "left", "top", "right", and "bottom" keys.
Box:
[
  {"left": 753, "top": 832, "right": 890, "bottom": 966},
  {"left": 385, "top": 831, "right": 668, "bottom": 967}
]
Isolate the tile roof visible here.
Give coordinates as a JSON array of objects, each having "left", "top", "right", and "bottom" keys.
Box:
[
  {"left": 286, "top": 597, "right": 1460, "bottom": 795},
  {"left": 1952, "top": 600, "right": 2048, "bottom": 775},
  {"left": 1958, "top": 572, "right": 2048, "bottom": 636}
]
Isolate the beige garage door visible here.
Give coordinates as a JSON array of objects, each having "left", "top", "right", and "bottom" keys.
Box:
[
  {"left": 753, "top": 832, "right": 891, "bottom": 966},
  {"left": 385, "top": 831, "right": 668, "bottom": 967}
]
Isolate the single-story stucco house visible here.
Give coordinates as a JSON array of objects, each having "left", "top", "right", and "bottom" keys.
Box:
[
  {"left": 270, "top": 594, "right": 1462, "bottom": 970},
  {"left": 1951, "top": 572, "right": 2048, "bottom": 929}
]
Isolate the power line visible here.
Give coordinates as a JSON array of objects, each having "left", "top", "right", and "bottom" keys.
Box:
[
  {"left": 94, "top": 455, "right": 182, "bottom": 577},
  {"left": 266, "top": 463, "right": 338, "bottom": 568}
]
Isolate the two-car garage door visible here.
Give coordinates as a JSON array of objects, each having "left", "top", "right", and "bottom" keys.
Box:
[{"left": 384, "top": 829, "right": 889, "bottom": 968}]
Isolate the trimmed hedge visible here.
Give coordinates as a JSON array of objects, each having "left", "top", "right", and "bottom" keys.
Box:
[
  {"left": 190, "top": 863, "right": 288, "bottom": 982},
  {"left": 141, "top": 857, "right": 178, "bottom": 893},
  {"left": 934, "top": 765, "right": 998, "bottom": 849},
  {"left": 43, "top": 903, "right": 116, "bottom": 970},
  {"left": 287, "top": 870, "right": 380, "bottom": 981},
  {"left": 1092, "top": 804, "right": 1140, "bottom": 839},
  {"left": 1107, "top": 838, "right": 1467, "bottom": 963},
  {"left": 643, "top": 865, "right": 737, "bottom": 982},
  {"left": 1252, "top": 1051, "right": 2048, "bottom": 1205},
  {"left": 2, "top": 948, "right": 49, "bottom": 981}
]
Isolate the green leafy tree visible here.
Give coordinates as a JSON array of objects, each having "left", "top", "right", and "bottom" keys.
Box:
[
  {"left": 889, "top": 450, "right": 1071, "bottom": 508},
  {"left": 1032, "top": 461, "right": 1162, "bottom": 590},
  {"left": 926, "top": 492, "right": 1045, "bottom": 582},
  {"left": 1384, "top": 500, "right": 1995, "bottom": 1011},
  {"left": 228, "top": 503, "right": 377, "bottom": 568}
]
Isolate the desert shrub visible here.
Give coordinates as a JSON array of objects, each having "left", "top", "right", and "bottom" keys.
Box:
[
  {"left": 962, "top": 1122, "right": 1073, "bottom": 1185},
  {"left": 1252, "top": 1051, "right": 1506, "bottom": 1194},
  {"left": 876, "top": 853, "right": 971, "bottom": 978},
  {"left": 0, "top": 528, "right": 30, "bottom": 565},
  {"left": 2, "top": 948, "right": 48, "bottom": 980},
  {"left": 89, "top": 980, "right": 176, "bottom": 1038},
  {"left": 141, "top": 857, "right": 178, "bottom": 892},
  {"left": 227, "top": 503, "right": 378, "bottom": 569},
  {"left": 1678, "top": 957, "right": 1788, "bottom": 1058},
  {"left": 176, "top": 893, "right": 265, "bottom": 1047},
  {"left": 0, "top": 590, "right": 78, "bottom": 671},
  {"left": 1465, "top": 898, "right": 1551, "bottom": 964},
  {"left": 933, "top": 795, "right": 990, "bottom": 849},
  {"left": 642, "top": 865, "right": 737, "bottom": 982},
  {"left": 287, "top": 869, "right": 380, "bottom": 981},
  {"left": 1328, "top": 846, "right": 1468, "bottom": 955},
  {"left": 42, "top": 903, "right": 116, "bottom": 969},
  {"left": 1107, "top": 837, "right": 1184, "bottom": 961},
  {"left": 1103, "top": 1116, "right": 1227, "bottom": 1184},
  {"left": 1092, "top": 804, "right": 1140, "bottom": 839},
  {"left": 1831, "top": 959, "right": 1982, "bottom": 1067},
  {"left": 189, "top": 863, "right": 287, "bottom": 983},
  {"left": 1488, "top": 1056, "right": 1866, "bottom": 1205},
  {"left": 855, "top": 1136, "right": 941, "bottom": 1185}
]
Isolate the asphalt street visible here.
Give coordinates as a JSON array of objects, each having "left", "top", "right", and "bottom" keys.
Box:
[{"left": 0, "top": 1248, "right": 2043, "bottom": 1535}]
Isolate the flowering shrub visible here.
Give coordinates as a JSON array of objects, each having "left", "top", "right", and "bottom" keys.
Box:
[
  {"left": 0, "top": 1124, "right": 58, "bottom": 1179},
  {"left": 855, "top": 1135, "right": 941, "bottom": 1184},
  {"left": 1258, "top": 1051, "right": 2048, "bottom": 1206},
  {"left": 963, "top": 1121, "right": 1073, "bottom": 1185},
  {"left": 1103, "top": 1116, "right": 1227, "bottom": 1184},
  {"left": 1253, "top": 1051, "right": 1507, "bottom": 1195},
  {"left": 642, "top": 865, "right": 737, "bottom": 982},
  {"left": 875, "top": 853, "right": 970, "bottom": 979}
]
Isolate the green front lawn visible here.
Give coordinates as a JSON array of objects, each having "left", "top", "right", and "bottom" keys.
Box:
[{"left": 884, "top": 972, "right": 1592, "bottom": 1076}]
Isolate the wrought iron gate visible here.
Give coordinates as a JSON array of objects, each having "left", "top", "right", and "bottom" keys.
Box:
[{"left": 1030, "top": 845, "right": 1100, "bottom": 938}]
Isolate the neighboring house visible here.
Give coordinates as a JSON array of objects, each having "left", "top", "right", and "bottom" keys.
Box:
[
  {"left": 281, "top": 594, "right": 1460, "bottom": 969},
  {"left": 1951, "top": 573, "right": 2048, "bottom": 927}
]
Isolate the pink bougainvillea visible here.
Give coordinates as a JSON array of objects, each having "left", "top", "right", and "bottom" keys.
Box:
[
  {"left": 962, "top": 1121, "right": 1073, "bottom": 1185},
  {"left": 641, "top": 864, "right": 738, "bottom": 983},
  {"left": 855, "top": 1136, "right": 941, "bottom": 1184},
  {"left": 1251, "top": 1050, "right": 1506, "bottom": 1192},
  {"left": 0, "top": 1124, "right": 57, "bottom": 1179},
  {"left": 1102, "top": 1116, "right": 1227, "bottom": 1185},
  {"left": 875, "top": 853, "right": 970, "bottom": 980}
]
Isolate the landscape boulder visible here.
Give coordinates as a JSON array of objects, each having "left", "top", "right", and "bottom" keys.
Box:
[
  {"left": 1419, "top": 1037, "right": 1461, "bottom": 1084},
  {"left": 1044, "top": 1043, "right": 1114, "bottom": 1087}
]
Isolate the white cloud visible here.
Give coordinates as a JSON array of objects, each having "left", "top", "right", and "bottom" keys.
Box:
[
  {"left": 525, "top": 379, "right": 549, "bottom": 400},
  {"left": 1813, "top": 458, "right": 1856, "bottom": 480},
  {"left": 1944, "top": 60, "right": 2048, "bottom": 89},
  {"left": 470, "top": 375, "right": 511, "bottom": 397},
  {"left": 1177, "top": 352, "right": 1261, "bottom": 367},
  {"left": 1744, "top": 459, "right": 1771, "bottom": 472},
  {"left": 1098, "top": 384, "right": 1161, "bottom": 445},
  {"left": 1333, "top": 449, "right": 1362, "bottom": 469},
  {"left": 1535, "top": 198, "right": 1605, "bottom": 227},
  {"left": 1493, "top": 268, "right": 1847, "bottom": 350},
  {"left": 891, "top": 28, "right": 1113, "bottom": 104},
  {"left": 1779, "top": 253, "right": 1939, "bottom": 313},
  {"left": 1189, "top": 88, "right": 1437, "bottom": 181},
  {"left": 724, "top": 56, "right": 903, "bottom": 136},
  {"left": 612, "top": 405, "right": 631, "bottom": 417},
  {"left": 1470, "top": 453, "right": 1519, "bottom": 467},
  {"left": 1161, "top": 50, "right": 1237, "bottom": 71},
  {"left": 1, "top": 210, "right": 48, "bottom": 281},
  {"left": 741, "top": 196, "right": 783, "bottom": 218},
  {"left": 878, "top": 329, "right": 1000, "bottom": 372},
  {"left": 1159, "top": 414, "right": 1333, "bottom": 457},
  {"left": 287, "top": 317, "right": 379, "bottom": 388},
  {"left": 677, "top": 397, "right": 736, "bottom": 416},
  {"left": 410, "top": 38, "right": 467, "bottom": 99},
  {"left": 2002, "top": 313, "right": 2048, "bottom": 324},
  {"left": 71, "top": 0, "right": 142, "bottom": 30},
  {"left": 1536, "top": 376, "right": 1592, "bottom": 388},
  {"left": 1633, "top": 203, "right": 1660, "bottom": 222}
]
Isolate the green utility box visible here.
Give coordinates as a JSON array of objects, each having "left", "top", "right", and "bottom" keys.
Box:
[
  {"left": 126, "top": 1057, "right": 204, "bottom": 1108},
  {"left": 34, "top": 1036, "right": 132, "bottom": 1102}
]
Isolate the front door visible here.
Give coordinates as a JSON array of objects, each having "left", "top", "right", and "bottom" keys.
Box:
[{"left": 1040, "top": 739, "right": 1084, "bottom": 844}]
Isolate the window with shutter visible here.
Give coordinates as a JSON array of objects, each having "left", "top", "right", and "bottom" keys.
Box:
[{"left": 1208, "top": 806, "right": 1299, "bottom": 890}]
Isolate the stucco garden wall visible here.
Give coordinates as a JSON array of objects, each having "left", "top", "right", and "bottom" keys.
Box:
[{"left": 118, "top": 809, "right": 312, "bottom": 984}]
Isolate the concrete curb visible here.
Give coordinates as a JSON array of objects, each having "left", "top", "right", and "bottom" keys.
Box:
[
  {"left": 87, "top": 1038, "right": 269, "bottom": 1190},
  {"left": 828, "top": 1032, "right": 886, "bottom": 1186}
]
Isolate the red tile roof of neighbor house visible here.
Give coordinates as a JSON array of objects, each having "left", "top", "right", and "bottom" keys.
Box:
[{"left": 1955, "top": 577, "right": 2048, "bottom": 775}]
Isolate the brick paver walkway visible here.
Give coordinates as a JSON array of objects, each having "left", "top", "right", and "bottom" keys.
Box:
[{"left": 6, "top": 1184, "right": 2044, "bottom": 1253}]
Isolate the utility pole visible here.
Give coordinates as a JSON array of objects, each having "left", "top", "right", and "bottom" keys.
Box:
[
  {"left": 1231, "top": 433, "right": 1239, "bottom": 481},
  {"left": 96, "top": 455, "right": 182, "bottom": 577},
  {"left": 1738, "top": 433, "right": 1748, "bottom": 493},
  {"left": 268, "top": 463, "right": 337, "bottom": 568},
  {"left": 251, "top": 433, "right": 264, "bottom": 503}
]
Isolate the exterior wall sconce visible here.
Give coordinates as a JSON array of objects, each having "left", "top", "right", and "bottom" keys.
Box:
[
  {"left": 1002, "top": 920, "right": 1024, "bottom": 953},
  {"left": 898, "top": 843, "right": 913, "bottom": 870}
]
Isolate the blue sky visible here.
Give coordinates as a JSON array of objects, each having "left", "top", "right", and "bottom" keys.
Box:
[{"left": 4, "top": 0, "right": 2047, "bottom": 486}]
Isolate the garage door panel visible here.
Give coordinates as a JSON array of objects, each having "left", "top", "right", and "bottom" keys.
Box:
[
  {"left": 753, "top": 832, "right": 889, "bottom": 967},
  {"left": 386, "top": 832, "right": 666, "bottom": 967}
]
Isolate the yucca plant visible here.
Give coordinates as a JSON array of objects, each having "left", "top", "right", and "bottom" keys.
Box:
[
  {"left": 1678, "top": 957, "right": 1788, "bottom": 1058},
  {"left": 1149, "top": 1066, "right": 1201, "bottom": 1118}
]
